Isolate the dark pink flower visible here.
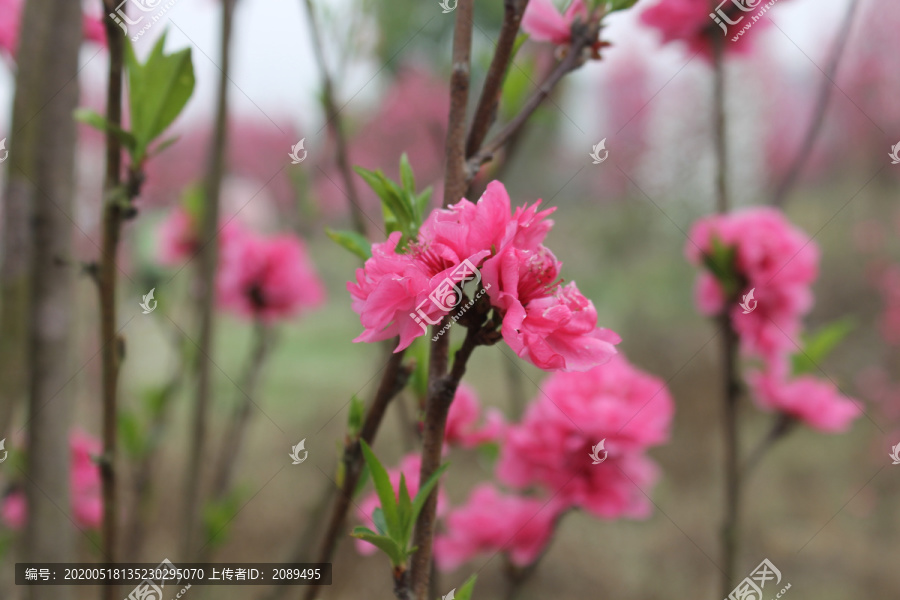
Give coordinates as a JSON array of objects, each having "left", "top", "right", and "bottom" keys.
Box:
[
  {"left": 217, "top": 230, "right": 325, "bottom": 322},
  {"left": 0, "top": 0, "right": 106, "bottom": 59},
  {"left": 686, "top": 207, "right": 819, "bottom": 364},
  {"left": 497, "top": 355, "right": 673, "bottom": 518},
  {"left": 444, "top": 383, "right": 505, "bottom": 448},
  {"left": 522, "top": 0, "right": 588, "bottom": 46},
  {"left": 434, "top": 484, "right": 561, "bottom": 571},
  {"left": 355, "top": 453, "right": 448, "bottom": 556},
  {"left": 748, "top": 367, "right": 861, "bottom": 433},
  {"left": 640, "top": 0, "right": 766, "bottom": 59}
]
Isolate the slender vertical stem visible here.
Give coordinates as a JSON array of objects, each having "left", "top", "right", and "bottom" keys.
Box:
[
  {"left": 772, "top": 0, "right": 860, "bottom": 207},
  {"left": 711, "top": 34, "right": 740, "bottom": 597},
  {"left": 99, "top": 4, "right": 126, "bottom": 595},
  {"left": 301, "top": 0, "right": 368, "bottom": 236},
  {"left": 182, "top": 0, "right": 237, "bottom": 558},
  {"left": 408, "top": 3, "right": 474, "bottom": 598}
]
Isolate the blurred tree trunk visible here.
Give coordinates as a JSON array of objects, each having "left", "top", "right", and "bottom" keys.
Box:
[{"left": 8, "top": 1, "right": 83, "bottom": 599}]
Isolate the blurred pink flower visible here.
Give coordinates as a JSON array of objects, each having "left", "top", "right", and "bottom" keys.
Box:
[
  {"left": 1, "top": 431, "right": 103, "bottom": 531},
  {"left": 443, "top": 383, "right": 505, "bottom": 448},
  {"left": 434, "top": 483, "right": 561, "bottom": 571},
  {"left": 217, "top": 229, "right": 325, "bottom": 322},
  {"left": 522, "top": 0, "right": 588, "bottom": 45},
  {"left": 877, "top": 265, "right": 900, "bottom": 345},
  {"left": 0, "top": 0, "right": 106, "bottom": 59},
  {"left": 748, "top": 367, "right": 861, "bottom": 433},
  {"left": 640, "top": 0, "right": 763, "bottom": 59},
  {"left": 686, "top": 207, "right": 819, "bottom": 364},
  {"left": 156, "top": 207, "right": 199, "bottom": 266},
  {"left": 354, "top": 453, "right": 448, "bottom": 556},
  {"left": 497, "top": 354, "right": 672, "bottom": 518}
]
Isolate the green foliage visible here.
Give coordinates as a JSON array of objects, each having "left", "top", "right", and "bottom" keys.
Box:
[
  {"left": 75, "top": 33, "right": 195, "bottom": 165},
  {"left": 353, "top": 154, "right": 432, "bottom": 250},
  {"left": 118, "top": 409, "right": 145, "bottom": 459},
  {"left": 606, "top": 0, "right": 639, "bottom": 12},
  {"left": 791, "top": 318, "right": 855, "bottom": 376},
  {"left": 203, "top": 488, "right": 246, "bottom": 549},
  {"left": 452, "top": 574, "right": 478, "bottom": 600},
  {"left": 325, "top": 228, "right": 372, "bottom": 261},
  {"left": 348, "top": 394, "right": 366, "bottom": 438},
  {"left": 351, "top": 440, "right": 449, "bottom": 568},
  {"left": 701, "top": 236, "right": 740, "bottom": 298}
]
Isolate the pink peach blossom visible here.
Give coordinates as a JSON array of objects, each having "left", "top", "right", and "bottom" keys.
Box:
[
  {"left": 686, "top": 207, "right": 819, "bottom": 364},
  {"left": 522, "top": 0, "right": 588, "bottom": 46},
  {"left": 640, "top": 0, "right": 765, "bottom": 59},
  {"left": 443, "top": 383, "right": 505, "bottom": 448},
  {"left": 434, "top": 484, "right": 561, "bottom": 571},
  {"left": 355, "top": 453, "right": 448, "bottom": 556},
  {"left": 1, "top": 431, "right": 103, "bottom": 531},
  {"left": 748, "top": 368, "right": 861, "bottom": 433},
  {"left": 0, "top": 0, "right": 106, "bottom": 59},
  {"left": 497, "top": 354, "right": 672, "bottom": 518},
  {"left": 217, "top": 230, "right": 325, "bottom": 322}
]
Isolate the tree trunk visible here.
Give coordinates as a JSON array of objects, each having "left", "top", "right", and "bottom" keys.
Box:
[{"left": 9, "top": 1, "right": 84, "bottom": 600}]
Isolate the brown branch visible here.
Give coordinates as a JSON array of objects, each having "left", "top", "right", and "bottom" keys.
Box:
[
  {"left": 182, "top": 0, "right": 237, "bottom": 558},
  {"left": 301, "top": 347, "right": 413, "bottom": 600},
  {"left": 99, "top": 4, "right": 127, "bottom": 597},
  {"left": 441, "top": 0, "right": 476, "bottom": 209},
  {"left": 465, "top": 0, "right": 530, "bottom": 159},
  {"left": 301, "top": 0, "right": 368, "bottom": 236},
  {"left": 772, "top": 0, "right": 861, "bottom": 208},
  {"left": 742, "top": 413, "right": 795, "bottom": 477},
  {"left": 466, "top": 18, "right": 600, "bottom": 183}
]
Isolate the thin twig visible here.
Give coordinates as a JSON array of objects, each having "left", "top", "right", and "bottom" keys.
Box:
[
  {"left": 182, "top": 0, "right": 237, "bottom": 558},
  {"left": 743, "top": 414, "right": 795, "bottom": 477},
  {"left": 302, "top": 0, "right": 368, "bottom": 236},
  {"left": 465, "top": 0, "right": 530, "bottom": 159},
  {"left": 99, "top": 4, "right": 127, "bottom": 597},
  {"left": 301, "top": 347, "right": 413, "bottom": 600},
  {"left": 772, "top": 0, "right": 861, "bottom": 208},
  {"left": 466, "top": 18, "right": 600, "bottom": 183}
]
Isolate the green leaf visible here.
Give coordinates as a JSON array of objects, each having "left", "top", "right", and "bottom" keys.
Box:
[
  {"left": 372, "top": 507, "right": 388, "bottom": 536},
  {"left": 202, "top": 488, "right": 246, "bottom": 549},
  {"left": 325, "top": 228, "right": 372, "bottom": 261},
  {"left": 353, "top": 463, "right": 371, "bottom": 498},
  {"left": 608, "top": 0, "right": 639, "bottom": 12},
  {"left": 701, "top": 236, "right": 739, "bottom": 297},
  {"left": 397, "top": 473, "right": 414, "bottom": 542},
  {"left": 792, "top": 318, "right": 855, "bottom": 376},
  {"left": 348, "top": 394, "right": 366, "bottom": 437},
  {"left": 411, "top": 463, "right": 449, "bottom": 527},
  {"left": 399, "top": 153, "right": 416, "bottom": 194},
  {"left": 118, "top": 410, "right": 145, "bottom": 458},
  {"left": 453, "top": 574, "right": 478, "bottom": 600},
  {"left": 350, "top": 528, "right": 405, "bottom": 567},
  {"left": 149, "top": 135, "right": 181, "bottom": 158},
  {"left": 126, "top": 34, "right": 195, "bottom": 161},
  {"left": 415, "top": 187, "right": 433, "bottom": 220},
  {"left": 359, "top": 440, "right": 401, "bottom": 539},
  {"left": 73, "top": 108, "right": 137, "bottom": 153}
]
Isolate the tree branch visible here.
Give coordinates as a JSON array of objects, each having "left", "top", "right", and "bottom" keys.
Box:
[
  {"left": 772, "top": 0, "right": 861, "bottom": 208},
  {"left": 465, "top": 0, "right": 530, "bottom": 159}
]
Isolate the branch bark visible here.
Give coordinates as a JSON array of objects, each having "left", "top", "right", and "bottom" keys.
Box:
[
  {"left": 14, "top": 1, "right": 83, "bottom": 599},
  {"left": 300, "top": 347, "right": 412, "bottom": 600},
  {"left": 182, "top": 0, "right": 237, "bottom": 558},
  {"left": 771, "top": 0, "right": 860, "bottom": 208}
]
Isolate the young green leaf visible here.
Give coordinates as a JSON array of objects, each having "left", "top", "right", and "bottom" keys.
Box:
[
  {"left": 608, "top": 0, "right": 639, "bottom": 12},
  {"left": 410, "top": 462, "right": 449, "bottom": 527},
  {"left": 348, "top": 394, "right": 366, "bottom": 437},
  {"left": 350, "top": 527, "right": 405, "bottom": 567},
  {"left": 372, "top": 507, "right": 388, "bottom": 536},
  {"left": 353, "top": 462, "right": 371, "bottom": 498},
  {"left": 397, "top": 473, "right": 414, "bottom": 542},
  {"left": 453, "top": 574, "right": 478, "bottom": 600},
  {"left": 359, "top": 440, "right": 401, "bottom": 539},
  {"left": 325, "top": 228, "right": 373, "bottom": 261},
  {"left": 791, "top": 318, "right": 855, "bottom": 376},
  {"left": 399, "top": 153, "right": 416, "bottom": 194},
  {"left": 74, "top": 108, "right": 138, "bottom": 153}
]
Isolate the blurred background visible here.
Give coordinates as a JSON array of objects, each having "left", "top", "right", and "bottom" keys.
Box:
[{"left": 1, "top": 0, "right": 899, "bottom": 598}]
